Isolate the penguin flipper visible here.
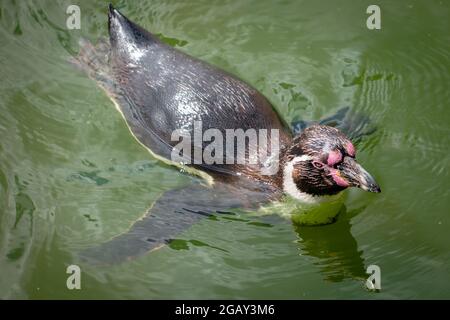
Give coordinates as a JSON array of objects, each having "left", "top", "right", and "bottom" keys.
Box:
[
  {"left": 291, "top": 107, "right": 376, "bottom": 144},
  {"left": 319, "top": 107, "right": 376, "bottom": 143},
  {"left": 290, "top": 108, "right": 352, "bottom": 136},
  {"left": 79, "top": 181, "right": 274, "bottom": 265}
]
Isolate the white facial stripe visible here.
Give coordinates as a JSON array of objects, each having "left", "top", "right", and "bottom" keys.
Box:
[
  {"left": 282, "top": 156, "right": 319, "bottom": 203},
  {"left": 291, "top": 155, "right": 313, "bottom": 164},
  {"left": 282, "top": 155, "right": 341, "bottom": 204}
]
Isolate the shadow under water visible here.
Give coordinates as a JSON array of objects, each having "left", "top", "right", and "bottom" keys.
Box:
[{"left": 294, "top": 205, "right": 367, "bottom": 282}]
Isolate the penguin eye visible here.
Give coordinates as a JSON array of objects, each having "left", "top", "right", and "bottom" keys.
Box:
[
  {"left": 312, "top": 161, "right": 324, "bottom": 170},
  {"left": 333, "top": 160, "right": 342, "bottom": 169}
]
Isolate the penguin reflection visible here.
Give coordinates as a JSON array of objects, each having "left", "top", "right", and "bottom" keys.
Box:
[{"left": 294, "top": 206, "right": 367, "bottom": 282}]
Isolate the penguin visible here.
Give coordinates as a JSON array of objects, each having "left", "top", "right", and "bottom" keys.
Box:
[{"left": 73, "top": 5, "right": 380, "bottom": 264}]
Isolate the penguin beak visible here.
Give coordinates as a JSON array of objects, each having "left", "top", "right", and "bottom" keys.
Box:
[{"left": 338, "top": 157, "right": 381, "bottom": 193}]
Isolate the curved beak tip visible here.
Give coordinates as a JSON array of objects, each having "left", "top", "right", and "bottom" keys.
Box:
[
  {"left": 368, "top": 184, "right": 381, "bottom": 193},
  {"left": 340, "top": 158, "right": 381, "bottom": 194},
  {"left": 358, "top": 179, "right": 381, "bottom": 193}
]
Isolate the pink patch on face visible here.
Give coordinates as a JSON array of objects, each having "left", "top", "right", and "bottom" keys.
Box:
[
  {"left": 346, "top": 142, "right": 355, "bottom": 157},
  {"left": 330, "top": 168, "right": 349, "bottom": 187},
  {"left": 327, "top": 150, "right": 342, "bottom": 166}
]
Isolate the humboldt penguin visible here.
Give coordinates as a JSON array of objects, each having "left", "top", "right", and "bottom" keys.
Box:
[{"left": 73, "top": 4, "right": 380, "bottom": 263}]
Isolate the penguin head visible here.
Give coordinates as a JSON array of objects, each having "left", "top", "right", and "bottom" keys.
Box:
[{"left": 283, "top": 125, "right": 380, "bottom": 202}]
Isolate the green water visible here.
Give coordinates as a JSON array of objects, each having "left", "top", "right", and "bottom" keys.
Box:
[{"left": 0, "top": 0, "right": 449, "bottom": 299}]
